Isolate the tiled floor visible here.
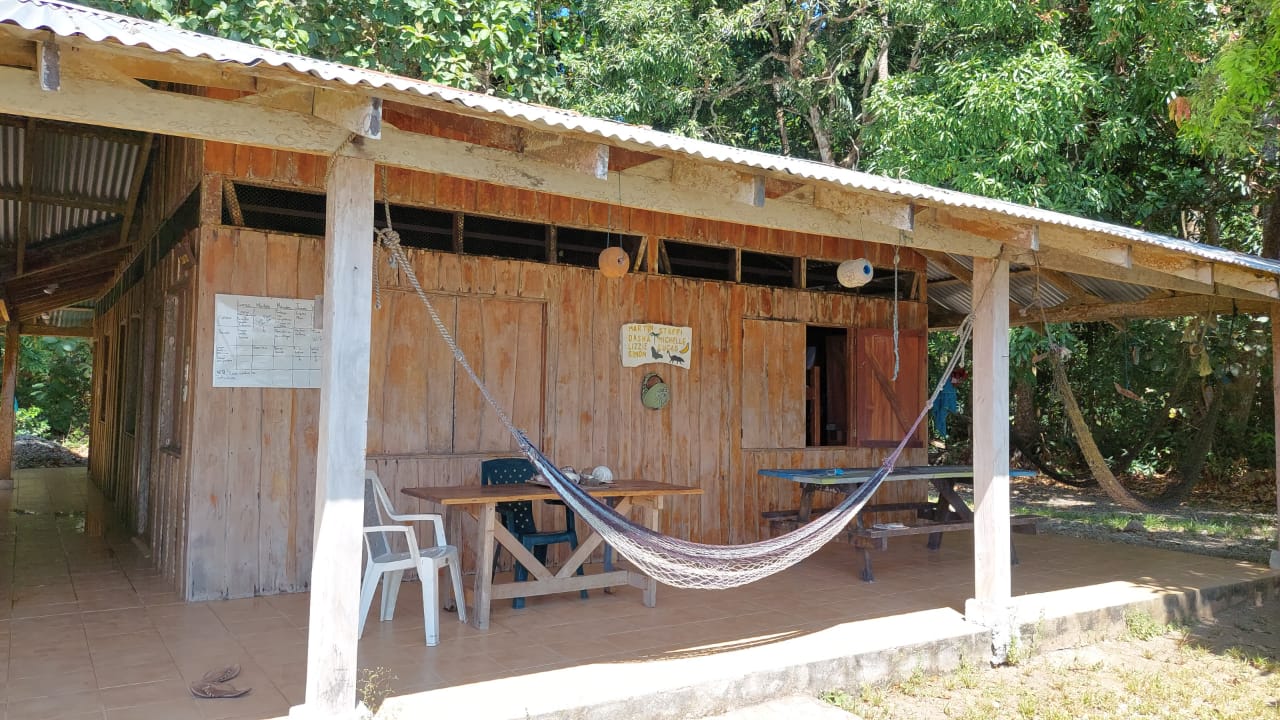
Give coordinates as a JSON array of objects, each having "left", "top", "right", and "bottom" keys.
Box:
[{"left": 1, "top": 468, "right": 1275, "bottom": 719}]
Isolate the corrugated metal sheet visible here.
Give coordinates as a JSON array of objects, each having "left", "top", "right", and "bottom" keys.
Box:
[
  {"left": 46, "top": 305, "right": 93, "bottom": 328},
  {"left": 0, "top": 123, "right": 20, "bottom": 192},
  {"left": 5, "top": 0, "right": 1280, "bottom": 281},
  {"left": 1067, "top": 273, "right": 1152, "bottom": 305},
  {"left": 33, "top": 131, "right": 138, "bottom": 204},
  {"left": 33, "top": 201, "right": 112, "bottom": 243},
  {"left": 0, "top": 199, "right": 15, "bottom": 246},
  {"left": 0, "top": 115, "right": 138, "bottom": 248}
]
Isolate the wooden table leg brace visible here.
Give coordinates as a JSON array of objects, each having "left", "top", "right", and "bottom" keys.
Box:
[{"left": 468, "top": 497, "right": 662, "bottom": 629}]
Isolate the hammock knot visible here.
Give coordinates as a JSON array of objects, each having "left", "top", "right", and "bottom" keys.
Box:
[{"left": 376, "top": 226, "right": 403, "bottom": 254}]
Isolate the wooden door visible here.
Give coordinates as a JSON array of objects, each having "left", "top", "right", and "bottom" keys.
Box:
[
  {"left": 854, "top": 328, "right": 926, "bottom": 448},
  {"left": 741, "top": 319, "right": 805, "bottom": 449}
]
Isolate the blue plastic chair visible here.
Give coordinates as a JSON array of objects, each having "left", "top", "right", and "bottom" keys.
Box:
[{"left": 481, "top": 458, "right": 587, "bottom": 609}]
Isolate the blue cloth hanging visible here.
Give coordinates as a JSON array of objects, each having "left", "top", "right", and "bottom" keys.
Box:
[{"left": 932, "top": 378, "right": 958, "bottom": 438}]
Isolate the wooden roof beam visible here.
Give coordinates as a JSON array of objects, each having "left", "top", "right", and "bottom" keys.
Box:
[
  {"left": 916, "top": 206, "right": 1039, "bottom": 251},
  {"left": 10, "top": 243, "right": 131, "bottom": 283},
  {"left": 17, "top": 323, "right": 92, "bottom": 338},
  {"left": 1036, "top": 226, "right": 1132, "bottom": 268},
  {"left": 12, "top": 276, "right": 111, "bottom": 314},
  {"left": 15, "top": 116, "right": 34, "bottom": 276},
  {"left": 0, "top": 26, "right": 258, "bottom": 91},
  {"left": 116, "top": 133, "right": 152, "bottom": 249},
  {"left": 522, "top": 130, "right": 610, "bottom": 180},
  {"left": 0, "top": 187, "right": 129, "bottom": 213},
  {"left": 671, "top": 160, "right": 765, "bottom": 207}
]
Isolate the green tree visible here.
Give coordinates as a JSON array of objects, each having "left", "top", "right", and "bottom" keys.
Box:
[
  {"left": 1, "top": 336, "right": 93, "bottom": 440},
  {"left": 83, "top": 0, "right": 582, "bottom": 102}
]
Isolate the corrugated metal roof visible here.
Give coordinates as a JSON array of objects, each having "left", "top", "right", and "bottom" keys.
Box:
[
  {"left": 46, "top": 305, "right": 93, "bottom": 328},
  {"left": 0, "top": 122, "right": 20, "bottom": 192},
  {"left": 4, "top": 0, "right": 1280, "bottom": 283},
  {"left": 33, "top": 131, "right": 138, "bottom": 204},
  {"left": 0, "top": 115, "right": 140, "bottom": 248}
]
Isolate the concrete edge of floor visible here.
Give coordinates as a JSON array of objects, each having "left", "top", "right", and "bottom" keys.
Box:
[
  {"left": 1016, "top": 571, "right": 1280, "bottom": 657},
  {"left": 375, "top": 572, "right": 1280, "bottom": 720}
]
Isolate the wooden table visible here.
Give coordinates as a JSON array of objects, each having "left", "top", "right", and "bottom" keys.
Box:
[
  {"left": 759, "top": 466, "right": 1038, "bottom": 580},
  {"left": 403, "top": 480, "right": 702, "bottom": 629}
]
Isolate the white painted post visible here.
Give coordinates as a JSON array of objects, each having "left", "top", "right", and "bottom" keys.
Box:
[
  {"left": 1271, "top": 307, "right": 1280, "bottom": 570},
  {"left": 293, "top": 154, "right": 375, "bottom": 719},
  {"left": 965, "top": 256, "right": 1013, "bottom": 652}
]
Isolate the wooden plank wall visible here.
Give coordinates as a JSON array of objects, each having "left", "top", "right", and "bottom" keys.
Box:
[
  {"left": 89, "top": 234, "right": 197, "bottom": 591},
  {"left": 88, "top": 133, "right": 202, "bottom": 591},
  {"left": 183, "top": 141, "right": 931, "bottom": 599},
  {"left": 184, "top": 229, "right": 926, "bottom": 599},
  {"left": 185, "top": 227, "right": 324, "bottom": 600}
]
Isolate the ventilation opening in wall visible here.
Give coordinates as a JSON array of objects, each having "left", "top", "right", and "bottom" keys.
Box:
[
  {"left": 376, "top": 205, "right": 453, "bottom": 251},
  {"left": 806, "top": 259, "right": 915, "bottom": 299},
  {"left": 225, "top": 183, "right": 453, "bottom": 250},
  {"left": 555, "top": 227, "right": 642, "bottom": 269},
  {"left": 740, "top": 250, "right": 796, "bottom": 287},
  {"left": 463, "top": 215, "right": 548, "bottom": 261},
  {"left": 662, "top": 239, "right": 735, "bottom": 281},
  {"left": 227, "top": 184, "right": 326, "bottom": 236}
]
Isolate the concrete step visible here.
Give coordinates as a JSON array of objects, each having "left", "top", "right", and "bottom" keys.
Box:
[{"left": 704, "top": 696, "right": 858, "bottom": 719}]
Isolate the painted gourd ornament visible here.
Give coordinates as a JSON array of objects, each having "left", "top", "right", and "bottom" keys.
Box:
[{"left": 598, "top": 246, "right": 630, "bottom": 278}]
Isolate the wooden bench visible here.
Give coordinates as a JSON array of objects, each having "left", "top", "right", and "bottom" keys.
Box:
[{"left": 852, "top": 513, "right": 1043, "bottom": 582}]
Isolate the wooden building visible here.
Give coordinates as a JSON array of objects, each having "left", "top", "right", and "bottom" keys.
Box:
[{"left": 3, "top": 2, "right": 1280, "bottom": 717}]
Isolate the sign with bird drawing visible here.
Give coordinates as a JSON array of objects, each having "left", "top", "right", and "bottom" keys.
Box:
[{"left": 620, "top": 323, "right": 693, "bottom": 369}]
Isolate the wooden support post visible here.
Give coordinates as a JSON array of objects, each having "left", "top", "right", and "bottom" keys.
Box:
[
  {"left": 1272, "top": 306, "right": 1280, "bottom": 569},
  {"left": 966, "top": 256, "right": 1014, "bottom": 648},
  {"left": 295, "top": 154, "right": 374, "bottom": 720},
  {"left": 0, "top": 323, "right": 18, "bottom": 489}
]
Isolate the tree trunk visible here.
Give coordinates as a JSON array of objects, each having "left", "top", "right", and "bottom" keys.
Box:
[
  {"left": 1163, "top": 381, "right": 1227, "bottom": 503},
  {"left": 1050, "top": 350, "right": 1154, "bottom": 511},
  {"left": 1013, "top": 373, "right": 1038, "bottom": 443},
  {"left": 1262, "top": 190, "right": 1280, "bottom": 260}
]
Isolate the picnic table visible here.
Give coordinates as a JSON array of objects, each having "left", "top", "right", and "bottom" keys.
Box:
[
  {"left": 403, "top": 480, "right": 702, "bottom": 629},
  {"left": 758, "top": 466, "right": 1041, "bottom": 581}
]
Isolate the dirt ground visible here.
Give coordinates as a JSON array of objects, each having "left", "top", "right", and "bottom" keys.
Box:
[{"left": 828, "top": 476, "right": 1280, "bottom": 719}]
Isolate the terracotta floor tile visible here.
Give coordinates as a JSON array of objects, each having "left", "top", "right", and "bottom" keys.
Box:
[
  {"left": 94, "top": 659, "right": 183, "bottom": 689},
  {"left": 98, "top": 678, "right": 192, "bottom": 709},
  {"left": 105, "top": 698, "right": 203, "bottom": 720},
  {"left": 5, "top": 670, "right": 102, "bottom": 701},
  {"left": 4, "top": 688, "right": 102, "bottom": 720}
]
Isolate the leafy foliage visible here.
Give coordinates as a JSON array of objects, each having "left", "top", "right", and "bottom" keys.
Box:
[
  {"left": 7, "top": 337, "right": 93, "bottom": 441},
  {"left": 84, "top": 0, "right": 582, "bottom": 102}
]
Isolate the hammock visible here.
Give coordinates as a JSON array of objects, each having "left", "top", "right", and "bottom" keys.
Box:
[{"left": 374, "top": 227, "right": 972, "bottom": 590}]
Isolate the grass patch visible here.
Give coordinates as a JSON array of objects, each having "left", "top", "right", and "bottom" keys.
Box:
[
  {"left": 821, "top": 607, "right": 1280, "bottom": 720},
  {"left": 1124, "top": 610, "right": 1168, "bottom": 640},
  {"left": 1011, "top": 505, "right": 1272, "bottom": 541}
]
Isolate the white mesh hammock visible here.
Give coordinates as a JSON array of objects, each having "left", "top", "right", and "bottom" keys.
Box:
[{"left": 375, "top": 227, "right": 973, "bottom": 590}]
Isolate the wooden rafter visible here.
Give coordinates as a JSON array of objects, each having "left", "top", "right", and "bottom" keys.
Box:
[
  {"left": 9, "top": 243, "right": 131, "bottom": 284},
  {"left": 115, "top": 132, "right": 153, "bottom": 249},
  {"left": 16, "top": 116, "right": 34, "bottom": 275},
  {"left": 0, "top": 187, "right": 130, "bottom": 213},
  {"left": 931, "top": 292, "right": 1274, "bottom": 329}
]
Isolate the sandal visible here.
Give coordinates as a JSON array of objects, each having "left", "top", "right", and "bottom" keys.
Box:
[
  {"left": 189, "top": 681, "right": 252, "bottom": 699},
  {"left": 201, "top": 664, "right": 241, "bottom": 684}
]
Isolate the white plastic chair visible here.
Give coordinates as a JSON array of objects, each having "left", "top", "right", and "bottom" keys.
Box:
[{"left": 359, "top": 471, "right": 466, "bottom": 646}]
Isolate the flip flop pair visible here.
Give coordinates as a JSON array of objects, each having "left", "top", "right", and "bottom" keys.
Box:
[{"left": 190, "top": 664, "right": 251, "bottom": 699}]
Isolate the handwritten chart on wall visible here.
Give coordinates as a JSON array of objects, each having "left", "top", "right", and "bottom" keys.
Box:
[{"left": 213, "top": 294, "right": 322, "bottom": 388}]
